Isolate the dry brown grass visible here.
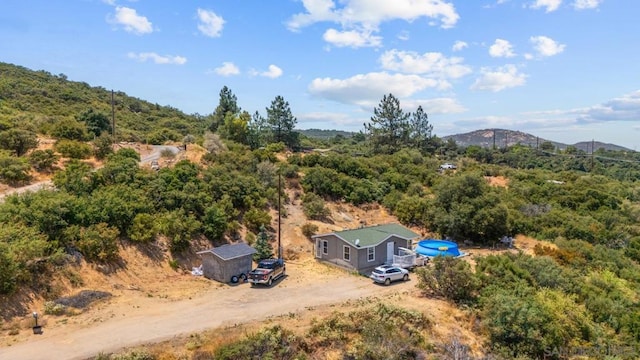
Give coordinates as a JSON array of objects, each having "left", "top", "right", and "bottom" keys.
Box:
[{"left": 485, "top": 175, "right": 509, "bottom": 188}]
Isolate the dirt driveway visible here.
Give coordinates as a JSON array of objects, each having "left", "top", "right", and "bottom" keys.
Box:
[{"left": 0, "top": 261, "right": 414, "bottom": 360}]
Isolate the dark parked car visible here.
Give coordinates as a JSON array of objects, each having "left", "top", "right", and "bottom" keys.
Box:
[
  {"left": 369, "top": 265, "right": 409, "bottom": 285},
  {"left": 248, "top": 258, "right": 285, "bottom": 287}
]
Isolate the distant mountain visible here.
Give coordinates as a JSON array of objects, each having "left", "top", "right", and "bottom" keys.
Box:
[
  {"left": 443, "top": 129, "right": 632, "bottom": 152},
  {"left": 298, "top": 128, "right": 356, "bottom": 139}
]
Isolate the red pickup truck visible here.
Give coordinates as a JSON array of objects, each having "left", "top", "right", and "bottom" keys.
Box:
[{"left": 248, "top": 258, "right": 285, "bottom": 287}]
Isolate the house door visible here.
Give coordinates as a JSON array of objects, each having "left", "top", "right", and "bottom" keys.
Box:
[
  {"left": 386, "top": 242, "right": 395, "bottom": 264},
  {"left": 315, "top": 239, "right": 322, "bottom": 258}
]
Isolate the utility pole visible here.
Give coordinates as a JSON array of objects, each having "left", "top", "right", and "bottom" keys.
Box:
[
  {"left": 591, "top": 139, "right": 595, "bottom": 171},
  {"left": 492, "top": 129, "right": 496, "bottom": 149}
]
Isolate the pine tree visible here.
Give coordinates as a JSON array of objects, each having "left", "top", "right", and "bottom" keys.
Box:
[
  {"left": 253, "top": 226, "right": 273, "bottom": 262},
  {"left": 410, "top": 105, "right": 435, "bottom": 154},
  {"left": 209, "top": 86, "right": 240, "bottom": 132},
  {"left": 364, "top": 93, "right": 409, "bottom": 154},
  {"left": 266, "top": 95, "right": 299, "bottom": 150}
]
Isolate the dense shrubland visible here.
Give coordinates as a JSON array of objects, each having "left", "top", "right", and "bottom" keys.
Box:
[{"left": 1, "top": 63, "right": 639, "bottom": 358}]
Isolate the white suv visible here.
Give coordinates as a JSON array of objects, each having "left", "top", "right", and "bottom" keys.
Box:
[{"left": 369, "top": 265, "right": 409, "bottom": 285}]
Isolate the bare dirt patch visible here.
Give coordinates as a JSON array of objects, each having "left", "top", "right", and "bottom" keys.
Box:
[{"left": 485, "top": 175, "right": 509, "bottom": 188}]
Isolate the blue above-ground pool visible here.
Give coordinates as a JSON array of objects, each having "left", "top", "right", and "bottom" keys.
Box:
[{"left": 415, "top": 239, "right": 461, "bottom": 257}]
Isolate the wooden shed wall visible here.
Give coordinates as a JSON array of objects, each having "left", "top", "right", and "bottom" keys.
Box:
[{"left": 201, "top": 254, "right": 253, "bottom": 283}]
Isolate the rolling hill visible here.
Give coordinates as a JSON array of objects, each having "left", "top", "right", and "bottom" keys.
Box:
[{"left": 442, "top": 128, "right": 632, "bottom": 152}]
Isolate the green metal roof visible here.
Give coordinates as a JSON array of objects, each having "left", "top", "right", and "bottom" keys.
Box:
[{"left": 331, "top": 223, "right": 419, "bottom": 247}]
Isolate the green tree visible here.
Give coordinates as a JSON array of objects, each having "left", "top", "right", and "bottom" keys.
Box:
[
  {"left": 430, "top": 173, "right": 509, "bottom": 244},
  {"left": 52, "top": 159, "right": 94, "bottom": 195},
  {"left": 540, "top": 141, "right": 555, "bottom": 152},
  {"left": 244, "top": 207, "right": 271, "bottom": 233},
  {"left": 219, "top": 111, "right": 250, "bottom": 144},
  {"left": 128, "top": 213, "right": 158, "bottom": 243},
  {"left": 0, "top": 242, "right": 18, "bottom": 294},
  {"left": 0, "top": 151, "right": 31, "bottom": 185},
  {"left": 203, "top": 204, "right": 228, "bottom": 241},
  {"left": 85, "top": 185, "right": 151, "bottom": 234},
  {"left": 29, "top": 149, "right": 59, "bottom": 172},
  {"left": 157, "top": 210, "right": 201, "bottom": 253},
  {"left": 409, "top": 105, "right": 435, "bottom": 154},
  {"left": 54, "top": 139, "right": 93, "bottom": 159},
  {"left": 146, "top": 128, "right": 180, "bottom": 144},
  {"left": 253, "top": 226, "right": 273, "bottom": 261},
  {"left": 95, "top": 151, "right": 140, "bottom": 186},
  {"left": 302, "top": 192, "right": 331, "bottom": 220},
  {"left": 69, "top": 223, "right": 120, "bottom": 262},
  {"left": 51, "top": 118, "right": 89, "bottom": 141},
  {"left": 266, "top": 95, "right": 299, "bottom": 150},
  {"left": 77, "top": 108, "right": 111, "bottom": 137},
  {"left": 364, "top": 93, "right": 409, "bottom": 154},
  {"left": 0, "top": 129, "right": 39, "bottom": 156},
  {"left": 93, "top": 133, "right": 114, "bottom": 160},
  {"left": 247, "top": 111, "right": 268, "bottom": 150},
  {"left": 415, "top": 256, "right": 479, "bottom": 303},
  {"left": 210, "top": 86, "right": 240, "bottom": 132}
]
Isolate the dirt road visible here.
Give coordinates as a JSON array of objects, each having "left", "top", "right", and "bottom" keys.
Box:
[{"left": 0, "top": 262, "right": 413, "bottom": 360}]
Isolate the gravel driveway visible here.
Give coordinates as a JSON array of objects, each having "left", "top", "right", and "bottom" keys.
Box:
[{"left": 0, "top": 262, "right": 413, "bottom": 360}]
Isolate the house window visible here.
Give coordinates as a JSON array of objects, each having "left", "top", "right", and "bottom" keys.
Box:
[
  {"left": 367, "top": 247, "right": 375, "bottom": 262},
  {"left": 322, "top": 240, "right": 328, "bottom": 255},
  {"left": 343, "top": 245, "right": 350, "bottom": 261}
]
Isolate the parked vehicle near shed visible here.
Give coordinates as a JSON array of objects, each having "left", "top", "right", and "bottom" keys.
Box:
[
  {"left": 370, "top": 265, "right": 409, "bottom": 285},
  {"left": 248, "top": 258, "right": 286, "bottom": 287}
]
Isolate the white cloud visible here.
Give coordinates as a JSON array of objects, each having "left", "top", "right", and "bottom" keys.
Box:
[
  {"left": 110, "top": 6, "right": 153, "bottom": 35},
  {"left": 102, "top": 0, "right": 116, "bottom": 5},
  {"left": 379, "top": 50, "right": 472, "bottom": 80},
  {"left": 489, "top": 39, "right": 516, "bottom": 58},
  {"left": 573, "top": 0, "right": 602, "bottom": 10},
  {"left": 530, "top": 0, "right": 562, "bottom": 12},
  {"left": 397, "top": 31, "right": 410, "bottom": 41},
  {"left": 287, "top": 0, "right": 459, "bottom": 47},
  {"left": 452, "top": 40, "right": 468, "bottom": 52},
  {"left": 323, "top": 28, "right": 382, "bottom": 48},
  {"left": 308, "top": 72, "right": 439, "bottom": 106},
  {"left": 403, "top": 98, "right": 467, "bottom": 114},
  {"left": 127, "top": 52, "right": 187, "bottom": 65},
  {"left": 577, "top": 90, "right": 640, "bottom": 123},
  {"left": 213, "top": 62, "right": 240, "bottom": 76},
  {"left": 254, "top": 64, "right": 283, "bottom": 79},
  {"left": 197, "top": 9, "right": 225, "bottom": 37},
  {"left": 287, "top": 0, "right": 459, "bottom": 30},
  {"left": 530, "top": 35, "right": 566, "bottom": 57},
  {"left": 470, "top": 65, "right": 527, "bottom": 92}
]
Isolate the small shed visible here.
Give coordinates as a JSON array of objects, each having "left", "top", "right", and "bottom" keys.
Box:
[{"left": 197, "top": 243, "right": 256, "bottom": 283}]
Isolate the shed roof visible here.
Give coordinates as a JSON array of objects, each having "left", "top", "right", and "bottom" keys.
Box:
[
  {"left": 197, "top": 243, "right": 256, "bottom": 261},
  {"left": 316, "top": 223, "right": 419, "bottom": 248}
]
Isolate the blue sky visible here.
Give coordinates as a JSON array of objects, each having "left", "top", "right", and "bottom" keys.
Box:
[{"left": 1, "top": 0, "right": 639, "bottom": 149}]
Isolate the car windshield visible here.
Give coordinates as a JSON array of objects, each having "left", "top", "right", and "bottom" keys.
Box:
[
  {"left": 259, "top": 261, "right": 276, "bottom": 269},
  {"left": 372, "top": 269, "right": 384, "bottom": 274}
]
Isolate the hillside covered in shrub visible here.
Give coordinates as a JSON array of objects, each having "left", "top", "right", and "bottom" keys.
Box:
[{"left": 1, "top": 63, "right": 640, "bottom": 359}]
